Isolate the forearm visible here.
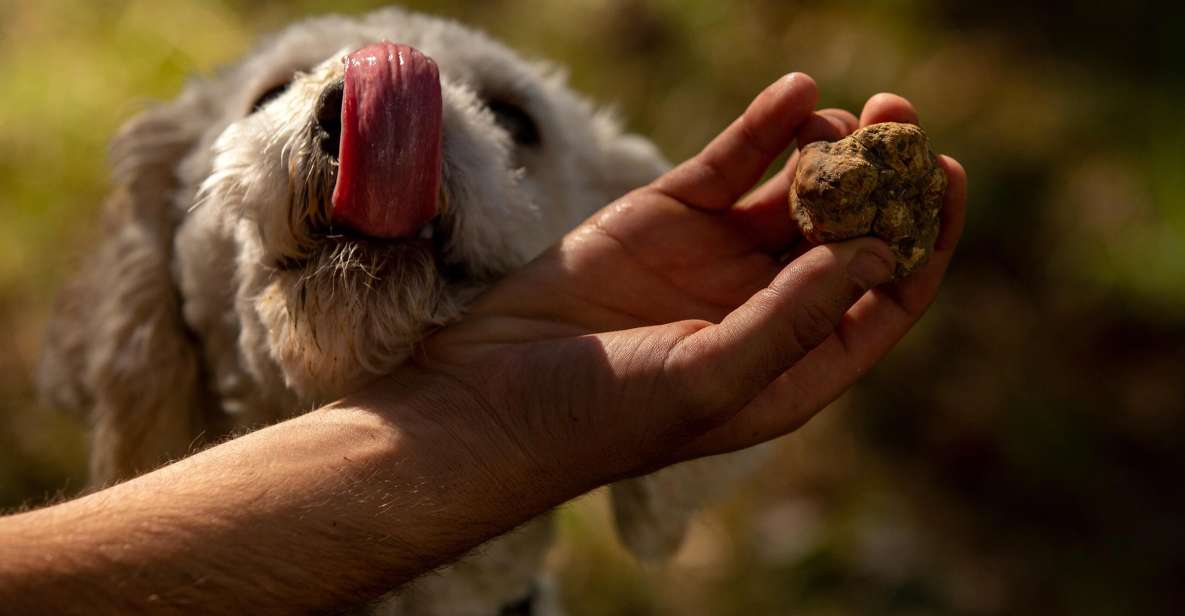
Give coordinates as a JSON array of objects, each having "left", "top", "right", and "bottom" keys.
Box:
[{"left": 0, "top": 372, "right": 569, "bottom": 614}]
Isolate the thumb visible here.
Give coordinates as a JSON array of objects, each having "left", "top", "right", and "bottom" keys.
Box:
[{"left": 664, "top": 236, "right": 896, "bottom": 421}]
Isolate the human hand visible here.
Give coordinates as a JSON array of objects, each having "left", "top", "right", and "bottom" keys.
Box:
[{"left": 399, "top": 74, "right": 966, "bottom": 498}]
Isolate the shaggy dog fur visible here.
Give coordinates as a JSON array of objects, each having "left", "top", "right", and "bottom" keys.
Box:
[{"left": 40, "top": 7, "right": 766, "bottom": 614}]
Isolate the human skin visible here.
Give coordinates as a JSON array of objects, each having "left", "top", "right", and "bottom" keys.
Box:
[{"left": 0, "top": 74, "right": 966, "bottom": 614}]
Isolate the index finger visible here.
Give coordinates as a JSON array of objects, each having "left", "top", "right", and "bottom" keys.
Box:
[{"left": 651, "top": 73, "right": 819, "bottom": 212}]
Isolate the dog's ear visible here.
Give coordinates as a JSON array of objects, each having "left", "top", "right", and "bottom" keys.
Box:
[
  {"left": 39, "top": 89, "right": 216, "bottom": 486},
  {"left": 610, "top": 446, "right": 773, "bottom": 563}
]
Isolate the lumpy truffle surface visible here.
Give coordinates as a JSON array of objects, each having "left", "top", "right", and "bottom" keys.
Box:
[{"left": 790, "top": 122, "right": 947, "bottom": 276}]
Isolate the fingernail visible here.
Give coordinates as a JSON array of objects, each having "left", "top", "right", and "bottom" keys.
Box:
[{"left": 848, "top": 249, "right": 895, "bottom": 289}]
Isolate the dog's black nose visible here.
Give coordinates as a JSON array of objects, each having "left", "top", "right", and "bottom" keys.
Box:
[{"left": 315, "top": 79, "right": 344, "bottom": 158}]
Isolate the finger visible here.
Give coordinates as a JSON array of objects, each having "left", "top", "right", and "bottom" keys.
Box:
[
  {"left": 797, "top": 108, "right": 858, "bottom": 146},
  {"left": 859, "top": 92, "right": 919, "bottom": 127},
  {"left": 681, "top": 156, "right": 967, "bottom": 457},
  {"left": 724, "top": 153, "right": 801, "bottom": 253},
  {"left": 663, "top": 236, "right": 896, "bottom": 422},
  {"left": 729, "top": 109, "right": 858, "bottom": 252},
  {"left": 819, "top": 107, "right": 859, "bottom": 135},
  {"left": 833, "top": 108, "right": 860, "bottom": 133},
  {"left": 802, "top": 156, "right": 966, "bottom": 399},
  {"left": 735, "top": 109, "right": 853, "bottom": 213},
  {"left": 932, "top": 156, "right": 967, "bottom": 251},
  {"left": 651, "top": 73, "right": 818, "bottom": 212}
]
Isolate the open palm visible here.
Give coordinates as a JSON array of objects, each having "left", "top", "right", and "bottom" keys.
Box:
[{"left": 419, "top": 74, "right": 967, "bottom": 485}]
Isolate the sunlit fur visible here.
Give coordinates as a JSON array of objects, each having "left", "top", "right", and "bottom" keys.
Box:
[{"left": 40, "top": 6, "right": 763, "bottom": 614}]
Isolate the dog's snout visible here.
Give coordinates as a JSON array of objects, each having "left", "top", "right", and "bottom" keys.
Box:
[{"left": 315, "top": 79, "right": 344, "bottom": 158}]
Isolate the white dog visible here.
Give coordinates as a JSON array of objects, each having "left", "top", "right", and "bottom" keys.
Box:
[{"left": 40, "top": 7, "right": 765, "bottom": 614}]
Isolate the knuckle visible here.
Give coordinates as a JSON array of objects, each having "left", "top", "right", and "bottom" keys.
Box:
[
  {"left": 699, "top": 158, "right": 744, "bottom": 203},
  {"left": 738, "top": 113, "right": 780, "bottom": 160},
  {"left": 663, "top": 337, "right": 740, "bottom": 425},
  {"left": 792, "top": 301, "right": 837, "bottom": 353},
  {"left": 784, "top": 249, "right": 834, "bottom": 285}
]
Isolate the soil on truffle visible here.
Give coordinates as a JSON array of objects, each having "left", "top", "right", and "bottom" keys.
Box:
[{"left": 790, "top": 122, "right": 948, "bottom": 277}]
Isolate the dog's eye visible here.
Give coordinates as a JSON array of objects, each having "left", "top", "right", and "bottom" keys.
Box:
[
  {"left": 487, "top": 100, "right": 540, "bottom": 147},
  {"left": 250, "top": 82, "right": 291, "bottom": 114}
]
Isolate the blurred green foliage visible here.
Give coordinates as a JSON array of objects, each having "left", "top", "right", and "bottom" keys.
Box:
[{"left": 2, "top": 1, "right": 1183, "bottom": 614}]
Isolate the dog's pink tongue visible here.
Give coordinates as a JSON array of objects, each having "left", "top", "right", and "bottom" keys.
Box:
[{"left": 332, "top": 42, "right": 442, "bottom": 238}]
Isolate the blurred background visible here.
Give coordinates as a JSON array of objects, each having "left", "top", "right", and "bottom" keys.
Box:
[{"left": 2, "top": 0, "right": 1182, "bottom": 613}]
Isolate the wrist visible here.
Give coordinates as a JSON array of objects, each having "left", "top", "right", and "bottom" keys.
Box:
[{"left": 353, "top": 366, "right": 584, "bottom": 529}]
